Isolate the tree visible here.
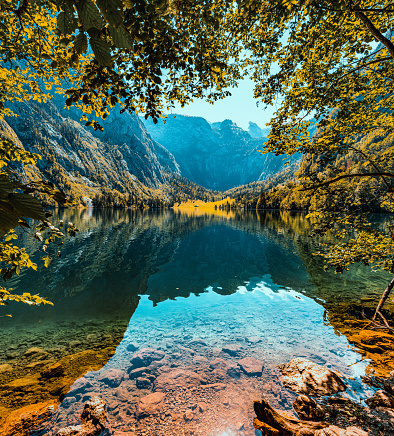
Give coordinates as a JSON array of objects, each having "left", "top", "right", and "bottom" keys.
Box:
[
  {"left": 0, "top": 0, "right": 248, "bottom": 307},
  {"left": 238, "top": 1, "right": 394, "bottom": 329}
]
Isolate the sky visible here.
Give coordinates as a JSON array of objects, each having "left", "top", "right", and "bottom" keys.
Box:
[{"left": 164, "top": 77, "right": 277, "bottom": 131}]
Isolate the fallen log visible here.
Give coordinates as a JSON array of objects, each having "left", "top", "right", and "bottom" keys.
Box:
[{"left": 253, "top": 399, "right": 329, "bottom": 435}]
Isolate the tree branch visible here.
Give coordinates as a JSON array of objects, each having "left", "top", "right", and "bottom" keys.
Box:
[
  {"left": 356, "top": 11, "right": 394, "bottom": 59},
  {"left": 299, "top": 172, "right": 394, "bottom": 191}
]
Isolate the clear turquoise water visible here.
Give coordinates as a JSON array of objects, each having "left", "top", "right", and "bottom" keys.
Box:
[{"left": 1, "top": 209, "right": 387, "bottom": 435}]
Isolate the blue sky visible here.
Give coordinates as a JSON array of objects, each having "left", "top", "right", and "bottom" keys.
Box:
[{"left": 166, "top": 77, "right": 277, "bottom": 131}]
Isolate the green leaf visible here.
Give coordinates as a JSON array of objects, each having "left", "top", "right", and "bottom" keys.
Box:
[
  {"left": 96, "top": 0, "right": 123, "bottom": 28},
  {"left": 76, "top": 0, "right": 103, "bottom": 30},
  {"left": 108, "top": 25, "right": 133, "bottom": 49},
  {"left": 57, "top": 11, "right": 78, "bottom": 35},
  {"left": 90, "top": 36, "right": 112, "bottom": 66},
  {"left": 74, "top": 32, "right": 88, "bottom": 54}
]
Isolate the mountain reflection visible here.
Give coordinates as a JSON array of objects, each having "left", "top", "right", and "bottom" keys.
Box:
[{"left": 1, "top": 209, "right": 392, "bottom": 433}]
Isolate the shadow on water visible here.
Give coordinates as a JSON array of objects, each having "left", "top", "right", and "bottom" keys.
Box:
[{"left": 0, "top": 208, "right": 391, "bottom": 435}]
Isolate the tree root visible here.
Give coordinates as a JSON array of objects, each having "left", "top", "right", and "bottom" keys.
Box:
[
  {"left": 253, "top": 399, "right": 329, "bottom": 435},
  {"left": 361, "top": 310, "right": 394, "bottom": 333}
]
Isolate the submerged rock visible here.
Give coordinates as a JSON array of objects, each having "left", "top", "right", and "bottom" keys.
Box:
[
  {"left": 155, "top": 369, "right": 206, "bottom": 391},
  {"left": 97, "top": 369, "right": 124, "bottom": 388},
  {"left": 40, "top": 363, "right": 64, "bottom": 379},
  {"left": 279, "top": 358, "right": 346, "bottom": 396},
  {"left": 226, "top": 363, "right": 241, "bottom": 379},
  {"left": 130, "top": 348, "right": 165, "bottom": 369},
  {"left": 238, "top": 357, "right": 263, "bottom": 376},
  {"left": 293, "top": 395, "right": 324, "bottom": 421},
  {"left": 222, "top": 344, "right": 242, "bottom": 356},
  {"left": 209, "top": 358, "right": 227, "bottom": 370},
  {"left": 138, "top": 392, "right": 165, "bottom": 417}
]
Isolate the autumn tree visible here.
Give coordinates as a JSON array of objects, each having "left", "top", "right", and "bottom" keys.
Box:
[
  {"left": 238, "top": 0, "right": 394, "bottom": 329},
  {"left": 0, "top": 0, "right": 247, "bottom": 307}
]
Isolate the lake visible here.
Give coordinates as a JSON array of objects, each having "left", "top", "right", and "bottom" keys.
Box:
[{"left": 0, "top": 209, "right": 392, "bottom": 436}]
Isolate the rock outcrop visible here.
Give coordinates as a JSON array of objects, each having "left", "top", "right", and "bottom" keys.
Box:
[
  {"left": 278, "top": 358, "right": 347, "bottom": 396},
  {"left": 55, "top": 397, "right": 106, "bottom": 436}
]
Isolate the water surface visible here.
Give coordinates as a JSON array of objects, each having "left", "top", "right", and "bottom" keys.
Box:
[{"left": 0, "top": 209, "right": 390, "bottom": 435}]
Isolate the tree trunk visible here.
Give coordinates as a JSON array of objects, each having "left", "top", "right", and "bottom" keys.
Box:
[{"left": 253, "top": 399, "right": 329, "bottom": 435}]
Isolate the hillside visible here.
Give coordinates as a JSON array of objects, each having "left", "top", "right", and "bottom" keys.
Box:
[
  {"left": 142, "top": 115, "right": 298, "bottom": 191},
  {"left": 1, "top": 96, "right": 223, "bottom": 207}
]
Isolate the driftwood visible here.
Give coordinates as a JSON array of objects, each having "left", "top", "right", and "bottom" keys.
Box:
[
  {"left": 253, "top": 399, "right": 370, "bottom": 436},
  {"left": 253, "top": 399, "right": 329, "bottom": 435}
]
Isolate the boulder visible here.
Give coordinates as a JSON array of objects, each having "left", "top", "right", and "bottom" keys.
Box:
[
  {"left": 365, "top": 389, "right": 394, "bottom": 408},
  {"left": 293, "top": 395, "right": 325, "bottom": 421},
  {"left": 97, "top": 369, "right": 124, "bottom": 388},
  {"left": 22, "top": 347, "right": 48, "bottom": 361},
  {"left": 238, "top": 357, "right": 263, "bottom": 376},
  {"left": 136, "top": 377, "right": 152, "bottom": 389},
  {"left": 138, "top": 392, "right": 165, "bottom": 417},
  {"left": 384, "top": 371, "right": 394, "bottom": 395},
  {"left": 209, "top": 358, "right": 227, "bottom": 370},
  {"left": 222, "top": 344, "right": 242, "bottom": 356},
  {"left": 227, "top": 364, "right": 241, "bottom": 379},
  {"left": 40, "top": 363, "right": 64, "bottom": 379},
  {"left": 279, "top": 358, "right": 346, "bottom": 396},
  {"left": 128, "top": 367, "right": 149, "bottom": 379},
  {"left": 130, "top": 348, "right": 165, "bottom": 369},
  {"left": 0, "top": 363, "right": 13, "bottom": 373}
]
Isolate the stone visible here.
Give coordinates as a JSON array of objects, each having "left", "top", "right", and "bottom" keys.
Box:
[
  {"left": 128, "top": 367, "right": 149, "bottom": 379},
  {"left": 238, "top": 357, "right": 263, "bottom": 376},
  {"left": 138, "top": 392, "right": 166, "bottom": 417},
  {"left": 278, "top": 358, "right": 347, "bottom": 396},
  {"left": 184, "top": 409, "right": 194, "bottom": 421},
  {"left": 293, "top": 395, "right": 325, "bottom": 421},
  {"left": 222, "top": 344, "right": 242, "bottom": 356},
  {"left": 226, "top": 364, "right": 241, "bottom": 379},
  {"left": 209, "top": 358, "right": 227, "bottom": 370},
  {"left": 0, "top": 363, "right": 13, "bottom": 373},
  {"left": 1, "top": 401, "right": 56, "bottom": 436},
  {"left": 247, "top": 336, "right": 262, "bottom": 344},
  {"left": 97, "top": 369, "right": 124, "bottom": 388},
  {"left": 188, "top": 338, "right": 207, "bottom": 347},
  {"left": 5, "top": 375, "right": 40, "bottom": 392},
  {"left": 192, "top": 355, "right": 209, "bottom": 366},
  {"left": 126, "top": 343, "right": 138, "bottom": 352},
  {"left": 136, "top": 377, "right": 152, "bottom": 389},
  {"left": 22, "top": 347, "right": 49, "bottom": 360},
  {"left": 40, "top": 363, "right": 64, "bottom": 379},
  {"left": 130, "top": 348, "right": 165, "bottom": 368},
  {"left": 155, "top": 369, "right": 206, "bottom": 391},
  {"left": 365, "top": 389, "right": 394, "bottom": 408},
  {"left": 197, "top": 402, "right": 207, "bottom": 412},
  {"left": 202, "top": 383, "right": 226, "bottom": 391}
]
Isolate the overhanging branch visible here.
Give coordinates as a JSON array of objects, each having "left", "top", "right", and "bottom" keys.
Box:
[{"left": 299, "top": 172, "right": 394, "bottom": 191}]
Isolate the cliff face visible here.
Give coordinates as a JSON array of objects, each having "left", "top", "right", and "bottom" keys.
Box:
[
  {"left": 142, "top": 114, "right": 295, "bottom": 191},
  {"left": 2, "top": 96, "right": 180, "bottom": 201}
]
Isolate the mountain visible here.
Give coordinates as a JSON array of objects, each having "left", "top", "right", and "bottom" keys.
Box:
[
  {"left": 247, "top": 121, "right": 270, "bottom": 138},
  {"left": 142, "top": 114, "right": 297, "bottom": 191},
  {"left": 1, "top": 95, "right": 203, "bottom": 206}
]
